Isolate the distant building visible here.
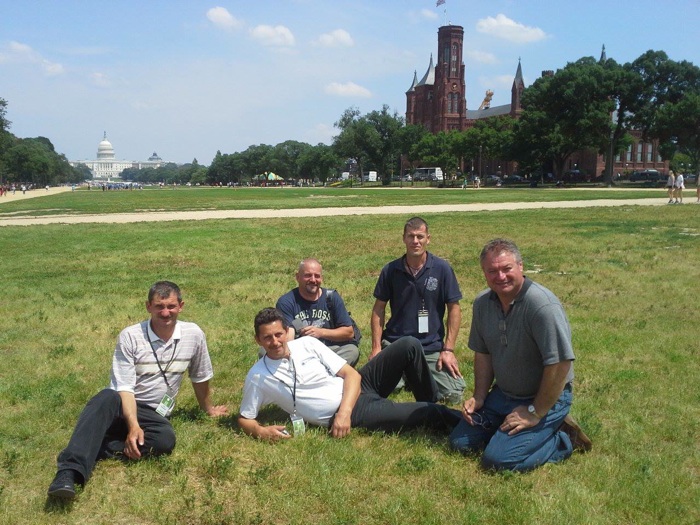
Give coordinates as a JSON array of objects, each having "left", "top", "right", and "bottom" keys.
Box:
[
  {"left": 406, "top": 25, "right": 668, "bottom": 179},
  {"left": 69, "top": 132, "right": 166, "bottom": 180}
]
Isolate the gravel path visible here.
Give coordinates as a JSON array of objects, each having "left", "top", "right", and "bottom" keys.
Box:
[{"left": 0, "top": 186, "right": 669, "bottom": 227}]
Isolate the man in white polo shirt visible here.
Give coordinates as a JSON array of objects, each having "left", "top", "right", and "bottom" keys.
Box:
[{"left": 48, "top": 281, "right": 228, "bottom": 500}]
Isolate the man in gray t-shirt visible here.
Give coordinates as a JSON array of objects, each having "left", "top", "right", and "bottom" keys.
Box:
[{"left": 450, "top": 239, "right": 591, "bottom": 471}]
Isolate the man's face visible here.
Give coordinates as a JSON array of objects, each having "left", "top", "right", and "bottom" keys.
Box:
[
  {"left": 403, "top": 225, "right": 430, "bottom": 258},
  {"left": 146, "top": 292, "right": 183, "bottom": 332},
  {"left": 481, "top": 250, "right": 525, "bottom": 299},
  {"left": 295, "top": 261, "right": 323, "bottom": 298},
  {"left": 255, "top": 320, "right": 289, "bottom": 360}
]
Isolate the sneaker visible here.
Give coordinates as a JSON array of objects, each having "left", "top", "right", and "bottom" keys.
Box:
[
  {"left": 559, "top": 415, "right": 592, "bottom": 452},
  {"left": 668, "top": 199, "right": 673, "bottom": 204},
  {"left": 47, "top": 469, "right": 77, "bottom": 500}
]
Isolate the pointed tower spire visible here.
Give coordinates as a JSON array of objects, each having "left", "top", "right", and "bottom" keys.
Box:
[
  {"left": 511, "top": 58, "right": 525, "bottom": 116},
  {"left": 599, "top": 44, "right": 607, "bottom": 63},
  {"left": 406, "top": 70, "right": 418, "bottom": 93}
]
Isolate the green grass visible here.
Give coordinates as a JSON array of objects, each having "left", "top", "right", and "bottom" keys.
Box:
[
  {"left": 0, "top": 185, "right": 663, "bottom": 217},
  {"left": 0, "top": 193, "right": 698, "bottom": 524}
]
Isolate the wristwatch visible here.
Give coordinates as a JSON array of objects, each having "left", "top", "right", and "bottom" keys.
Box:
[
  {"left": 527, "top": 404, "right": 542, "bottom": 418},
  {"left": 442, "top": 347, "right": 454, "bottom": 353}
]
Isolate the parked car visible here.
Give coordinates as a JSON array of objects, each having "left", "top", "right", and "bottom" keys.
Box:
[
  {"left": 629, "top": 169, "right": 661, "bottom": 182},
  {"left": 503, "top": 175, "right": 524, "bottom": 184},
  {"left": 485, "top": 175, "right": 502, "bottom": 185}
]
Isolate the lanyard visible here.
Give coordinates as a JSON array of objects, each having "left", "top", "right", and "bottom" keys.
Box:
[
  {"left": 263, "top": 354, "right": 298, "bottom": 413},
  {"left": 147, "top": 337, "right": 178, "bottom": 392}
]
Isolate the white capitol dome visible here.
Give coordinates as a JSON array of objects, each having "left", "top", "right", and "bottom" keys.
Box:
[
  {"left": 97, "top": 133, "right": 115, "bottom": 160},
  {"left": 69, "top": 131, "right": 167, "bottom": 180}
]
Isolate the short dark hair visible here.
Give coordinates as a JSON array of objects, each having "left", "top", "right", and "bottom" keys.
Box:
[
  {"left": 403, "top": 216, "right": 429, "bottom": 235},
  {"left": 148, "top": 281, "right": 182, "bottom": 302},
  {"left": 480, "top": 238, "right": 522, "bottom": 265},
  {"left": 254, "top": 307, "right": 289, "bottom": 336}
]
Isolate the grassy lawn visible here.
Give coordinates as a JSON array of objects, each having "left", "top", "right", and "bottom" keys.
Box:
[
  {"left": 0, "top": 195, "right": 697, "bottom": 524},
  {"left": 0, "top": 185, "right": 663, "bottom": 217}
]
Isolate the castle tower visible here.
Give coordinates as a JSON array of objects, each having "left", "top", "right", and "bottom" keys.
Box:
[
  {"left": 510, "top": 59, "right": 525, "bottom": 118},
  {"left": 434, "top": 25, "right": 466, "bottom": 132}
]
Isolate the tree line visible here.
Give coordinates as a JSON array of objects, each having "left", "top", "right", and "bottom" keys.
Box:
[
  {"left": 0, "top": 99, "right": 87, "bottom": 186},
  {"left": 1, "top": 49, "right": 697, "bottom": 187}
]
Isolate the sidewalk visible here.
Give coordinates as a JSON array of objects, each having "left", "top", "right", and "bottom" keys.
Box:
[
  {"left": 0, "top": 185, "right": 73, "bottom": 202},
  {"left": 0, "top": 197, "right": 670, "bottom": 227}
]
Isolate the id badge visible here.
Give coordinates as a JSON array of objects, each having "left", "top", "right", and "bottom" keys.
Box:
[
  {"left": 418, "top": 309, "right": 429, "bottom": 334},
  {"left": 156, "top": 391, "right": 175, "bottom": 417},
  {"left": 290, "top": 414, "right": 306, "bottom": 436}
]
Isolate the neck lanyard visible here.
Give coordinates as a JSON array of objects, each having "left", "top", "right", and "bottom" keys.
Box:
[
  {"left": 263, "top": 354, "right": 298, "bottom": 413},
  {"left": 147, "top": 336, "right": 178, "bottom": 392}
]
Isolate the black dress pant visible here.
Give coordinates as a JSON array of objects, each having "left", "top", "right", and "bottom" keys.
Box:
[
  {"left": 350, "top": 337, "right": 461, "bottom": 433},
  {"left": 56, "top": 389, "right": 176, "bottom": 483}
]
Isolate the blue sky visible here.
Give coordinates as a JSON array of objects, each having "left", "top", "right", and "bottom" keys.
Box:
[{"left": 1, "top": 0, "right": 699, "bottom": 165}]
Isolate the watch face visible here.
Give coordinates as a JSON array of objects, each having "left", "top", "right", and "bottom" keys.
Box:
[{"left": 451, "top": 83, "right": 458, "bottom": 91}]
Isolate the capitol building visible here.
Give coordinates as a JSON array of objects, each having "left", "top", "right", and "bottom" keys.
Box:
[{"left": 70, "top": 133, "right": 166, "bottom": 180}]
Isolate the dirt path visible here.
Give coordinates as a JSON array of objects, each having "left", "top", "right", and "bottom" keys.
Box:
[{"left": 0, "top": 193, "right": 670, "bottom": 227}]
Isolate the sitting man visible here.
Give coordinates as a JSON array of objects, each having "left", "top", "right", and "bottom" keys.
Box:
[
  {"left": 449, "top": 239, "right": 591, "bottom": 471},
  {"left": 275, "top": 258, "right": 359, "bottom": 366},
  {"left": 238, "top": 308, "right": 460, "bottom": 440},
  {"left": 48, "top": 281, "right": 228, "bottom": 499}
]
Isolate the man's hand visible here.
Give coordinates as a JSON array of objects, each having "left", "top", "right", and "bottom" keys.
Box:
[
  {"left": 368, "top": 347, "right": 382, "bottom": 360},
  {"left": 299, "top": 325, "right": 324, "bottom": 339},
  {"left": 258, "top": 425, "right": 293, "bottom": 441},
  {"left": 330, "top": 411, "right": 352, "bottom": 438},
  {"left": 124, "top": 425, "right": 145, "bottom": 459},
  {"left": 499, "top": 405, "right": 541, "bottom": 435},
  {"left": 437, "top": 350, "right": 462, "bottom": 378},
  {"left": 461, "top": 396, "right": 483, "bottom": 426},
  {"left": 206, "top": 405, "right": 229, "bottom": 418}
]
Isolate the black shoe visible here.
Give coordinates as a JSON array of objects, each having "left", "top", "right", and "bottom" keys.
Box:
[{"left": 47, "top": 469, "right": 77, "bottom": 500}]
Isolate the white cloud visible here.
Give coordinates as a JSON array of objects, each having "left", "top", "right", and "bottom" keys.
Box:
[
  {"left": 206, "top": 7, "right": 242, "bottom": 30},
  {"left": 0, "top": 41, "right": 64, "bottom": 76},
  {"left": 420, "top": 9, "right": 438, "bottom": 20},
  {"left": 317, "top": 29, "right": 354, "bottom": 47},
  {"left": 324, "top": 81, "right": 372, "bottom": 98},
  {"left": 250, "top": 25, "right": 295, "bottom": 47},
  {"left": 464, "top": 50, "right": 498, "bottom": 64},
  {"left": 476, "top": 14, "right": 547, "bottom": 44},
  {"left": 90, "top": 72, "right": 111, "bottom": 87}
]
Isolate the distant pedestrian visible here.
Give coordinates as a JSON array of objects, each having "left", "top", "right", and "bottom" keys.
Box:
[
  {"left": 673, "top": 172, "right": 684, "bottom": 204},
  {"left": 666, "top": 171, "right": 675, "bottom": 204}
]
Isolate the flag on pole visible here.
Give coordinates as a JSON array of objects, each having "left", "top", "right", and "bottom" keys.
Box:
[{"left": 436, "top": 0, "right": 446, "bottom": 6}]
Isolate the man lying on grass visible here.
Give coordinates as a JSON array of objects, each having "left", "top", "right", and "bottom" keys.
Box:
[
  {"left": 238, "top": 307, "right": 460, "bottom": 440},
  {"left": 48, "top": 281, "right": 228, "bottom": 500}
]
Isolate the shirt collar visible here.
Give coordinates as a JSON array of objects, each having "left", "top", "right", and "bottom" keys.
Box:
[
  {"left": 147, "top": 321, "right": 181, "bottom": 343},
  {"left": 488, "top": 276, "right": 533, "bottom": 305}
]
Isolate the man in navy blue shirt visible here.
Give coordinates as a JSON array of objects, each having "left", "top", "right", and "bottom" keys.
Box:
[
  {"left": 371, "top": 217, "right": 465, "bottom": 403},
  {"left": 276, "top": 258, "right": 359, "bottom": 366}
]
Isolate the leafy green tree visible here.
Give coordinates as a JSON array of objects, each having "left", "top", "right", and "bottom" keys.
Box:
[
  {"left": 513, "top": 57, "right": 615, "bottom": 179},
  {"left": 364, "top": 105, "right": 404, "bottom": 183},
  {"left": 298, "top": 143, "right": 341, "bottom": 183},
  {"left": 412, "top": 131, "right": 459, "bottom": 179},
  {"left": 657, "top": 91, "right": 700, "bottom": 176},
  {"left": 333, "top": 107, "right": 372, "bottom": 183},
  {"left": 397, "top": 124, "right": 428, "bottom": 178}
]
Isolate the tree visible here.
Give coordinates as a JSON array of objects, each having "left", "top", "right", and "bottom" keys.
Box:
[
  {"left": 397, "top": 124, "right": 428, "bottom": 178},
  {"left": 298, "top": 143, "right": 341, "bottom": 183},
  {"left": 363, "top": 105, "right": 404, "bottom": 183},
  {"left": 513, "top": 57, "right": 615, "bottom": 180},
  {"left": 656, "top": 91, "right": 700, "bottom": 176},
  {"left": 412, "top": 131, "right": 460, "bottom": 179},
  {"left": 333, "top": 107, "right": 373, "bottom": 183}
]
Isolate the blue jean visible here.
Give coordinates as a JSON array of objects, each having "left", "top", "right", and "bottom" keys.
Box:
[{"left": 449, "top": 385, "right": 573, "bottom": 472}]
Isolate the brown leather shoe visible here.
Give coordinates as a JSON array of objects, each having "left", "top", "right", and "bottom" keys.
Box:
[{"left": 560, "top": 415, "right": 592, "bottom": 452}]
